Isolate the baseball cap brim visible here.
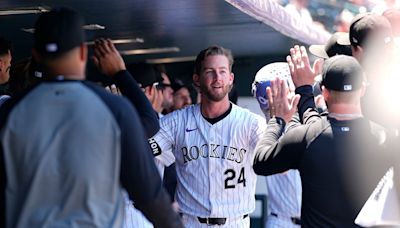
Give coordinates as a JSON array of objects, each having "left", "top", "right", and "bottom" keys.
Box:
[
  {"left": 337, "top": 33, "right": 351, "bottom": 45},
  {"left": 309, "top": 44, "right": 329, "bottom": 59}
]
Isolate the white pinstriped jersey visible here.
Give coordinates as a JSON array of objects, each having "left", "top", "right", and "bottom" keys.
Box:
[
  {"left": 266, "top": 170, "right": 302, "bottom": 228},
  {"left": 123, "top": 146, "right": 166, "bottom": 228},
  {"left": 153, "top": 103, "right": 266, "bottom": 217},
  {"left": 123, "top": 191, "right": 153, "bottom": 228}
]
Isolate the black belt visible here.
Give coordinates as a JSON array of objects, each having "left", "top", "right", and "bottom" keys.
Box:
[
  {"left": 271, "top": 212, "right": 301, "bottom": 225},
  {"left": 197, "top": 214, "right": 248, "bottom": 225}
]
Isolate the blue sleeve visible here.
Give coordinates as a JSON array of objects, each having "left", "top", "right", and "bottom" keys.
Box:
[
  {"left": 113, "top": 70, "right": 160, "bottom": 138},
  {"left": 0, "top": 143, "right": 4, "bottom": 228},
  {"left": 0, "top": 98, "right": 15, "bottom": 228}
]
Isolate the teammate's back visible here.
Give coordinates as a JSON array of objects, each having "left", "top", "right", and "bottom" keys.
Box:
[
  {"left": 1, "top": 81, "right": 130, "bottom": 227},
  {"left": 0, "top": 7, "right": 183, "bottom": 228}
]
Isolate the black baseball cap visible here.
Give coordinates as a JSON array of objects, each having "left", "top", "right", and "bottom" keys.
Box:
[
  {"left": 128, "top": 63, "right": 163, "bottom": 88},
  {"left": 338, "top": 13, "right": 392, "bottom": 47},
  {"left": 34, "top": 7, "right": 85, "bottom": 56},
  {"left": 309, "top": 32, "right": 352, "bottom": 59},
  {"left": 321, "top": 55, "right": 364, "bottom": 92}
]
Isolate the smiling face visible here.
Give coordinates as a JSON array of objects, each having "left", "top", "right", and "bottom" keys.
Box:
[{"left": 194, "top": 55, "right": 234, "bottom": 102}]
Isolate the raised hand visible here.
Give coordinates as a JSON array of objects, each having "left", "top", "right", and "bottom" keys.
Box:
[
  {"left": 105, "top": 84, "right": 122, "bottom": 96},
  {"left": 267, "top": 78, "right": 300, "bottom": 123},
  {"left": 287, "top": 45, "right": 317, "bottom": 88},
  {"left": 92, "top": 38, "right": 126, "bottom": 77}
]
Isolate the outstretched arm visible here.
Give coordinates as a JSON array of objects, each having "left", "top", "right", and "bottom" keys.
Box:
[
  {"left": 93, "top": 39, "right": 159, "bottom": 138},
  {"left": 253, "top": 78, "right": 305, "bottom": 175},
  {"left": 287, "top": 45, "right": 321, "bottom": 124},
  {"left": 118, "top": 98, "right": 182, "bottom": 228}
]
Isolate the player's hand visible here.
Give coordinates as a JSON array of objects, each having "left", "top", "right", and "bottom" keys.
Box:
[
  {"left": 287, "top": 45, "right": 316, "bottom": 88},
  {"left": 105, "top": 84, "right": 122, "bottom": 96},
  {"left": 171, "top": 201, "right": 180, "bottom": 213},
  {"left": 151, "top": 85, "right": 163, "bottom": 108},
  {"left": 267, "top": 78, "right": 300, "bottom": 123},
  {"left": 92, "top": 38, "right": 126, "bottom": 77}
]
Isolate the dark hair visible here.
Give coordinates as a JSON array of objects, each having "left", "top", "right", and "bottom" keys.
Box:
[
  {"left": 194, "top": 45, "right": 234, "bottom": 75},
  {"left": 0, "top": 37, "right": 12, "bottom": 56}
]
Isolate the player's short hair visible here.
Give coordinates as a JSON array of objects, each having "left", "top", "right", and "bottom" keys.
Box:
[
  {"left": 194, "top": 45, "right": 234, "bottom": 75},
  {"left": 0, "top": 37, "right": 12, "bottom": 56}
]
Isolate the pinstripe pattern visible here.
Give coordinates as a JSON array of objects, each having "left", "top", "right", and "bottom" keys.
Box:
[
  {"left": 153, "top": 103, "right": 266, "bottom": 226},
  {"left": 122, "top": 191, "right": 153, "bottom": 228},
  {"left": 266, "top": 170, "right": 302, "bottom": 228},
  {"left": 123, "top": 158, "right": 165, "bottom": 228},
  {"left": 265, "top": 215, "right": 300, "bottom": 228}
]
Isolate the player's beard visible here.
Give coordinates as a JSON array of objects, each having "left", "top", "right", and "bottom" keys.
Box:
[
  {"left": 161, "top": 97, "right": 173, "bottom": 110},
  {"left": 200, "top": 83, "right": 233, "bottom": 102}
]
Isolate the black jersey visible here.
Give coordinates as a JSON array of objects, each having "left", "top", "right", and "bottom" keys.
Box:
[{"left": 254, "top": 85, "right": 398, "bottom": 227}]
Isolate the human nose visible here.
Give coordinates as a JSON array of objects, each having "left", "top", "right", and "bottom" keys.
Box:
[{"left": 213, "top": 71, "right": 223, "bottom": 81}]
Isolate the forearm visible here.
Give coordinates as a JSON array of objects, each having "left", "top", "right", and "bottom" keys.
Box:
[
  {"left": 254, "top": 116, "right": 308, "bottom": 175},
  {"left": 114, "top": 70, "right": 160, "bottom": 137},
  {"left": 253, "top": 117, "right": 286, "bottom": 175},
  {"left": 135, "top": 189, "right": 183, "bottom": 228},
  {"left": 295, "top": 85, "right": 320, "bottom": 124},
  {"left": 286, "top": 112, "right": 301, "bottom": 132}
]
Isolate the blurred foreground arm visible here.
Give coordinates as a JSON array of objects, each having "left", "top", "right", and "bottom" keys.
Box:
[
  {"left": 253, "top": 78, "right": 304, "bottom": 175},
  {"left": 118, "top": 98, "right": 182, "bottom": 227},
  {"left": 93, "top": 39, "right": 159, "bottom": 137}
]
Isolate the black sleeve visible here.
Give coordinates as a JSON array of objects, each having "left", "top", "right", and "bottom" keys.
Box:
[
  {"left": 295, "top": 85, "right": 321, "bottom": 124},
  {"left": 117, "top": 98, "right": 182, "bottom": 228},
  {"left": 113, "top": 70, "right": 160, "bottom": 138},
  {"left": 84, "top": 82, "right": 182, "bottom": 228},
  {"left": 162, "top": 163, "right": 177, "bottom": 201},
  {"left": 253, "top": 117, "right": 308, "bottom": 175}
]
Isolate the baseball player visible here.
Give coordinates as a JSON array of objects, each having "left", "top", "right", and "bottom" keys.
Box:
[
  {"left": 151, "top": 45, "right": 266, "bottom": 227},
  {"left": 0, "top": 8, "right": 182, "bottom": 228},
  {"left": 252, "top": 63, "right": 302, "bottom": 228}
]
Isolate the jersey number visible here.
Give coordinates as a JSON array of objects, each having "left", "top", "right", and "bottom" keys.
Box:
[{"left": 224, "top": 167, "right": 246, "bottom": 189}]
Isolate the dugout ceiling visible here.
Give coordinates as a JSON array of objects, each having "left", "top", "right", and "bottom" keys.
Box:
[{"left": 0, "top": 0, "right": 294, "bottom": 64}]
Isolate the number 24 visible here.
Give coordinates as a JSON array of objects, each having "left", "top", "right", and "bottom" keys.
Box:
[{"left": 224, "top": 167, "right": 246, "bottom": 189}]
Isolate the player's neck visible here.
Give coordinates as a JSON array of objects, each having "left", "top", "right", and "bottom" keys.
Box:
[
  {"left": 327, "top": 104, "right": 363, "bottom": 120},
  {"left": 200, "top": 98, "right": 231, "bottom": 119}
]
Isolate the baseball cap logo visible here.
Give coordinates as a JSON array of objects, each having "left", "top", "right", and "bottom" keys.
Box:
[
  {"left": 343, "top": 85, "right": 352, "bottom": 91},
  {"left": 46, "top": 43, "right": 58, "bottom": 52}
]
